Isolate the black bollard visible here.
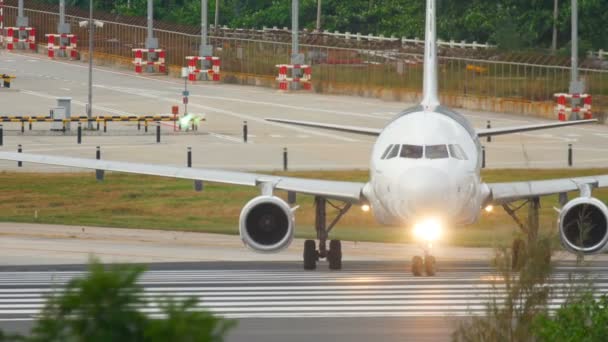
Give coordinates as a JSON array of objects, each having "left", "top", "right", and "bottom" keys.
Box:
[
  {"left": 283, "top": 147, "right": 288, "bottom": 171},
  {"left": 21, "top": 121, "right": 24, "bottom": 134},
  {"left": 103, "top": 120, "right": 107, "bottom": 133},
  {"left": 17, "top": 144, "right": 22, "bottom": 167},
  {"left": 482, "top": 146, "right": 486, "bottom": 169},
  {"left": 156, "top": 122, "right": 161, "bottom": 143},
  {"left": 145, "top": 120, "right": 148, "bottom": 133},
  {"left": 187, "top": 147, "right": 192, "bottom": 167},
  {"left": 138, "top": 121, "right": 141, "bottom": 131},
  {"left": 77, "top": 122, "right": 82, "bottom": 144},
  {"left": 243, "top": 121, "right": 248, "bottom": 143},
  {"left": 486, "top": 121, "right": 492, "bottom": 143},
  {"left": 568, "top": 144, "right": 573, "bottom": 167},
  {"left": 29, "top": 121, "right": 32, "bottom": 131},
  {"left": 95, "top": 146, "right": 104, "bottom": 181},
  {"left": 0, "top": 124, "right": 3, "bottom": 146},
  {"left": 96, "top": 121, "right": 100, "bottom": 131}
]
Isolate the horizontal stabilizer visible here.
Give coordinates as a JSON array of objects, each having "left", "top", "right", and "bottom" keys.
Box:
[
  {"left": 266, "top": 118, "right": 382, "bottom": 136},
  {"left": 477, "top": 119, "right": 597, "bottom": 138}
]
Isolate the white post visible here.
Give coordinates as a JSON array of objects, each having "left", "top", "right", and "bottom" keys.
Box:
[
  {"left": 200, "top": 0, "right": 212, "bottom": 56},
  {"left": 316, "top": 0, "right": 322, "bottom": 32},
  {"left": 551, "top": 0, "right": 558, "bottom": 53},
  {"left": 569, "top": 0, "right": 583, "bottom": 94}
]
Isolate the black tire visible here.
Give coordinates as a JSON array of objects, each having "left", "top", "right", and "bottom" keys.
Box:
[
  {"left": 411, "top": 256, "right": 424, "bottom": 276},
  {"left": 303, "top": 240, "right": 317, "bottom": 270},
  {"left": 512, "top": 238, "right": 526, "bottom": 271},
  {"left": 328, "top": 240, "right": 342, "bottom": 270},
  {"left": 424, "top": 255, "right": 436, "bottom": 276}
]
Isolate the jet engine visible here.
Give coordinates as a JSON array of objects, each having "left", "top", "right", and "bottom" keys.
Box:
[
  {"left": 239, "top": 196, "right": 295, "bottom": 253},
  {"left": 559, "top": 197, "right": 608, "bottom": 255}
]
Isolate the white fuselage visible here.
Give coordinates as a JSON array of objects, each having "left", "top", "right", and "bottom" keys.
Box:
[{"left": 363, "top": 107, "right": 484, "bottom": 227}]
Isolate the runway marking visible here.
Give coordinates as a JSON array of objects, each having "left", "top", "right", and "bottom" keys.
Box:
[
  {"left": 209, "top": 132, "right": 242, "bottom": 143},
  {"left": 0, "top": 267, "right": 600, "bottom": 319},
  {"left": 91, "top": 84, "right": 360, "bottom": 143},
  {"left": 189, "top": 94, "right": 388, "bottom": 120},
  {"left": 20, "top": 89, "right": 137, "bottom": 117}
]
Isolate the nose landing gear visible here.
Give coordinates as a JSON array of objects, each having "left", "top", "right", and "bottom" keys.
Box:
[{"left": 411, "top": 242, "right": 437, "bottom": 276}]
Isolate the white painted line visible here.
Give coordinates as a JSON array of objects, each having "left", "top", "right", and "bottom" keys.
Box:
[
  {"left": 20, "top": 89, "right": 137, "bottom": 116},
  {"left": 209, "top": 132, "right": 242, "bottom": 143}
]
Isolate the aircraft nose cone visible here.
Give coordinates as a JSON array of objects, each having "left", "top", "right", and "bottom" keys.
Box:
[{"left": 400, "top": 168, "right": 450, "bottom": 217}]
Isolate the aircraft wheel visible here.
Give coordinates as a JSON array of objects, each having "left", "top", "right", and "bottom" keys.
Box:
[
  {"left": 512, "top": 238, "right": 526, "bottom": 271},
  {"left": 411, "top": 256, "right": 424, "bottom": 276},
  {"left": 424, "top": 255, "right": 436, "bottom": 276},
  {"left": 303, "top": 240, "right": 317, "bottom": 271},
  {"left": 328, "top": 240, "right": 342, "bottom": 270}
]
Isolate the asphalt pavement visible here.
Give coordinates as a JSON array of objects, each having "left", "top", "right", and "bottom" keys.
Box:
[{"left": 0, "top": 260, "right": 604, "bottom": 341}]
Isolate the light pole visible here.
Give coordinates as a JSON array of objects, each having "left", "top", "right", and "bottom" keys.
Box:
[
  {"left": 551, "top": 0, "right": 558, "bottom": 53},
  {"left": 316, "top": 0, "right": 322, "bottom": 32},
  {"left": 214, "top": 0, "right": 219, "bottom": 29},
  {"left": 88, "top": 0, "right": 93, "bottom": 127},
  {"left": 569, "top": 0, "right": 583, "bottom": 95},
  {"left": 80, "top": 1, "right": 103, "bottom": 129}
]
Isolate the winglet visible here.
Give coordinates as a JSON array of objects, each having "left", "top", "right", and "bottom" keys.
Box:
[{"left": 421, "top": 0, "right": 440, "bottom": 111}]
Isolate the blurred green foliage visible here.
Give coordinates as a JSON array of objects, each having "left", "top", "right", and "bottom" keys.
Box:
[
  {"left": 37, "top": 0, "right": 608, "bottom": 51},
  {"left": 534, "top": 293, "right": 608, "bottom": 342},
  {"left": 1, "top": 259, "right": 235, "bottom": 341}
]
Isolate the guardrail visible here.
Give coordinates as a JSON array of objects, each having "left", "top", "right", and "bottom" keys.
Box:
[
  {"left": 211, "top": 25, "right": 495, "bottom": 49},
  {"left": 589, "top": 50, "right": 608, "bottom": 59}
]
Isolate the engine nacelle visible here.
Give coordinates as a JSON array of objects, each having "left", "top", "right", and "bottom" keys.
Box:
[
  {"left": 559, "top": 197, "right": 608, "bottom": 255},
  {"left": 239, "top": 196, "right": 295, "bottom": 253}
]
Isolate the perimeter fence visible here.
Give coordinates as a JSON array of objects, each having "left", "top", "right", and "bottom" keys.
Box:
[{"left": 2, "top": 3, "right": 607, "bottom": 118}]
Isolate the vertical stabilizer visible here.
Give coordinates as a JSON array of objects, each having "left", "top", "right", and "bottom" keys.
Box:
[{"left": 421, "top": 0, "right": 440, "bottom": 110}]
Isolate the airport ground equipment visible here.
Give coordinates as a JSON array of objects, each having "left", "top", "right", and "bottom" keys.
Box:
[
  {"left": 1, "top": 74, "right": 15, "bottom": 88},
  {"left": 276, "top": 64, "right": 312, "bottom": 90},
  {"left": 555, "top": 93, "right": 592, "bottom": 121},
  {"left": 186, "top": 56, "right": 221, "bottom": 82},
  {"left": 132, "top": 48, "right": 166, "bottom": 74},
  {"left": 45, "top": 34, "right": 78, "bottom": 59},
  {"left": 5, "top": 27, "right": 35, "bottom": 51}
]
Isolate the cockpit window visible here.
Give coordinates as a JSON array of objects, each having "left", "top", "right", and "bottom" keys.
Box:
[
  {"left": 425, "top": 145, "right": 449, "bottom": 159},
  {"left": 381, "top": 145, "right": 394, "bottom": 160},
  {"left": 386, "top": 144, "right": 401, "bottom": 159},
  {"left": 400, "top": 145, "right": 423, "bottom": 159},
  {"left": 448, "top": 144, "right": 468, "bottom": 160}
]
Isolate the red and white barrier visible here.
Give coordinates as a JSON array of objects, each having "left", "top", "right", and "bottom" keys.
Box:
[
  {"left": 276, "top": 64, "right": 312, "bottom": 90},
  {"left": 46, "top": 34, "right": 77, "bottom": 59},
  {"left": 0, "top": 0, "right": 4, "bottom": 48},
  {"left": 132, "top": 48, "right": 166, "bottom": 74},
  {"left": 6, "top": 27, "right": 36, "bottom": 51},
  {"left": 186, "top": 56, "right": 221, "bottom": 82},
  {"left": 554, "top": 93, "right": 593, "bottom": 121}
]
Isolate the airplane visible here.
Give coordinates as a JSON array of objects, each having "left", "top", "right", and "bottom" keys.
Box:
[{"left": 0, "top": 0, "right": 605, "bottom": 276}]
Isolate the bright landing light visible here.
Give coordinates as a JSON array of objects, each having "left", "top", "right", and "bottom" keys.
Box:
[
  {"left": 485, "top": 205, "right": 494, "bottom": 213},
  {"left": 361, "top": 204, "right": 370, "bottom": 212},
  {"left": 413, "top": 218, "right": 443, "bottom": 242}
]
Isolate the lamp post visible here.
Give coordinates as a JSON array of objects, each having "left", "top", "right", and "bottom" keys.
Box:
[{"left": 80, "top": 1, "right": 103, "bottom": 129}]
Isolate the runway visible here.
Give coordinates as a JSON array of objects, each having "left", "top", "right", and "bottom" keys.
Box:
[{"left": 0, "top": 260, "right": 604, "bottom": 341}]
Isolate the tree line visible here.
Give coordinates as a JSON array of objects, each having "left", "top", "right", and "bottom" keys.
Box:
[{"left": 40, "top": 0, "right": 607, "bottom": 52}]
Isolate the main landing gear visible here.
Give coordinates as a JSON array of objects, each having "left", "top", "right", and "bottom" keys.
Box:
[
  {"left": 502, "top": 197, "right": 543, "bottom": 270},
  {"left": 411, "top": 242, "right": 436, "bottom": 276},
  {"left": 303, "top": 197, "right": 351, "bottom": 271}
]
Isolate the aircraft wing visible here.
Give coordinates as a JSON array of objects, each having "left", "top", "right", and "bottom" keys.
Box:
[
  {"left": 476, "top": 119, "right": 597, "bottom": 138},
  {"left": 0, "top": 152, "right": 366, "bottom": 203},
  {"left": 266, "top": 118, "right": 382, "bottom": 136},
  {"left": 486, "top": 175, "right": 608, "bottom": 204}
]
